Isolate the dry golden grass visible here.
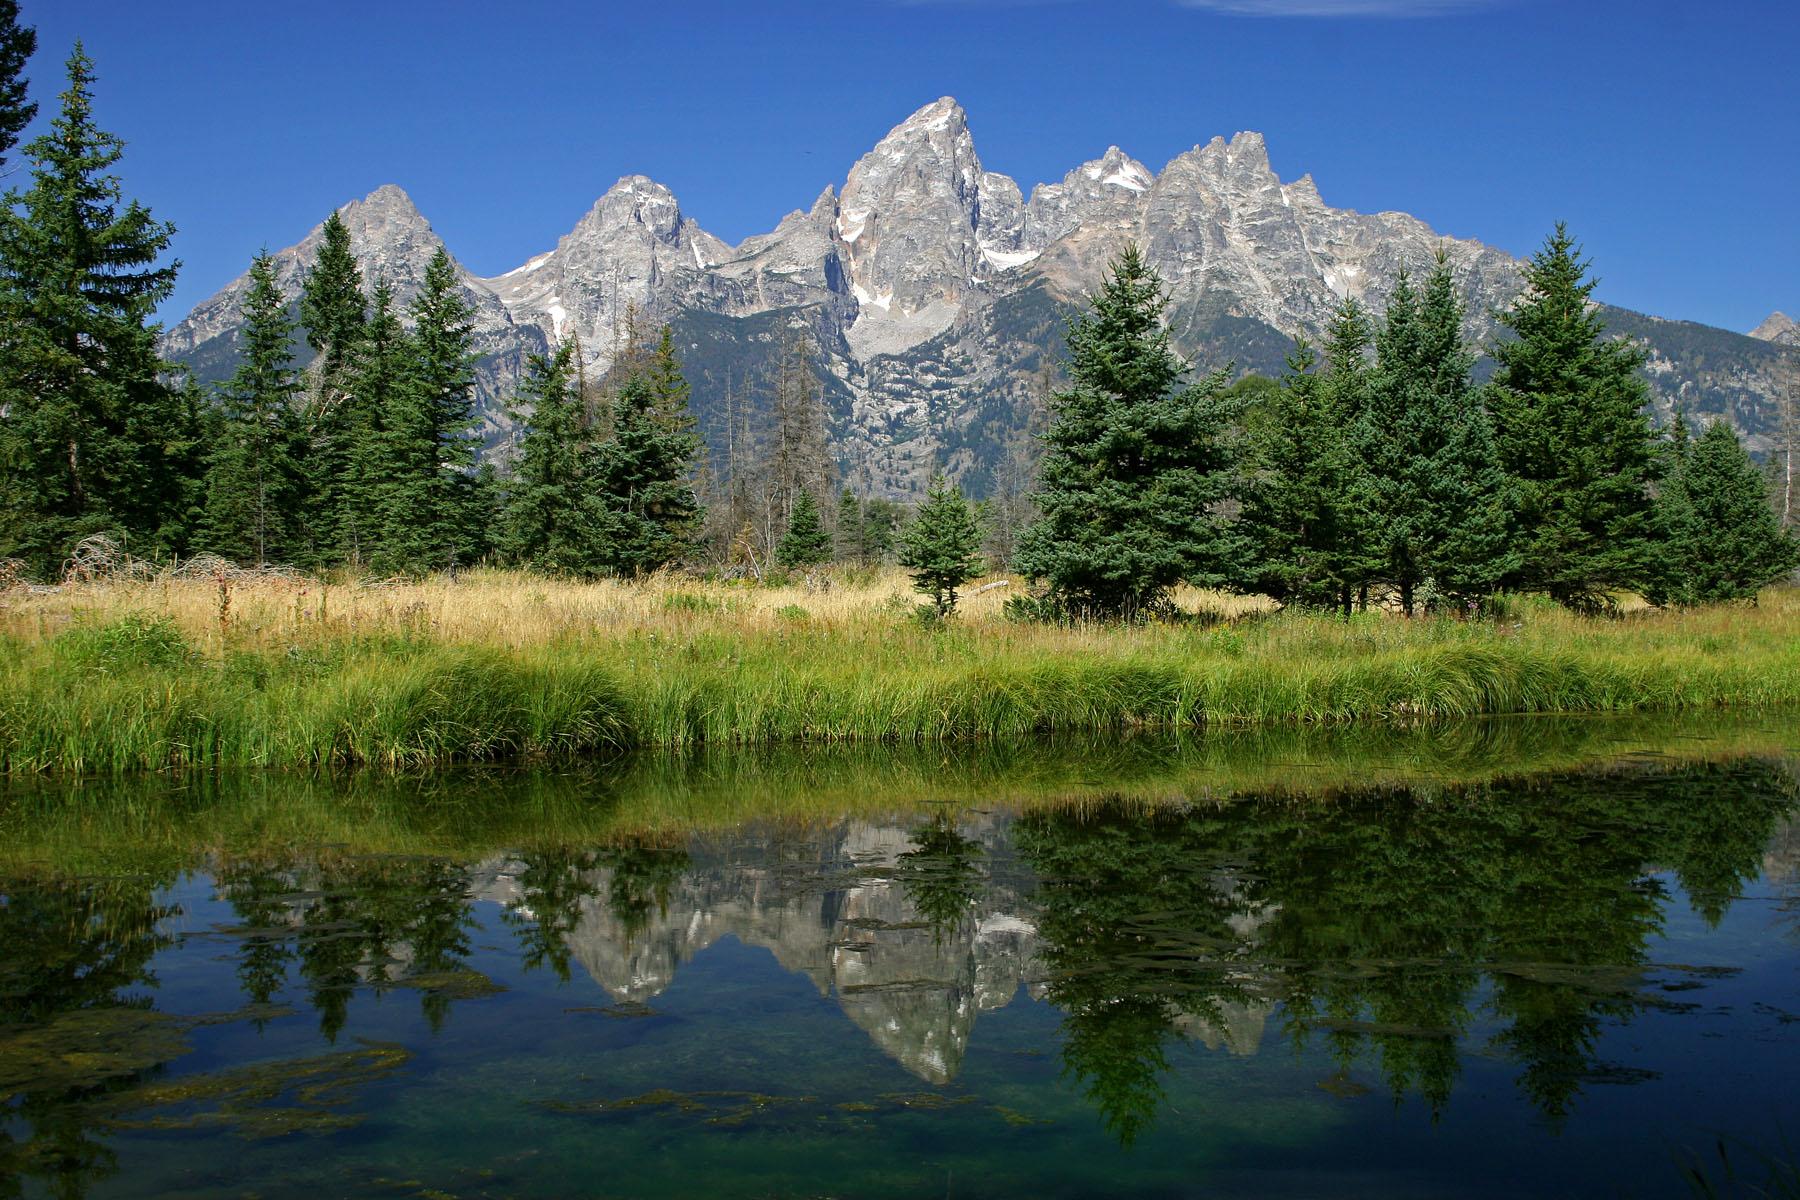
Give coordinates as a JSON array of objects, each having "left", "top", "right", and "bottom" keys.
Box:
[{"left": 0, "top": 568, "right": 1267, "bottom": 650}]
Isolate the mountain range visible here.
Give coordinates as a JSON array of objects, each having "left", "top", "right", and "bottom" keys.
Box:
[{"left": 164, "top": 97, "right": 1800, "bottom": 499}]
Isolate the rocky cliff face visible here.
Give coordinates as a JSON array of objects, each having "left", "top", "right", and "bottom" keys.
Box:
[
  {"left": 164, "top": 183, "right": 548, "bottom": 438},
  {"left": 165, "top": 98, "right": 1800, "bottom": 494},
  {"left": 1751, "top": 311, "right": 1800, "bottom": 348}
]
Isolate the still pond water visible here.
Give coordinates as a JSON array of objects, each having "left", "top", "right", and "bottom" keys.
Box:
[{"left": 3, "top": 716, "right": 1800, "bottom": 1198}]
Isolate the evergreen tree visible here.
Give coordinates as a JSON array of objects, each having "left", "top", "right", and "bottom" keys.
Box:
[
  {"left": 1014, "top": 246, "right": 1243, "bottom": 620},
  {"left": 1364, "top": 257, "right": 1514, "bottom": 613},
  {"left": 500, "top": 339, "right": 595, "bottom": 573},
  {"left": 298, "top": 211, "right": 368, "bottom": 563},
  {"left": 1321, "top": 298, "right": 1381, "bottom": 608},
  {"left": 0, "top": 45, "right": 187, "bottom": 574},
  {"left": 860, "top": 497, "right": 903, "bottom": 563},
  {"left": 835, "top": 486, "right": 865, "bottom": 564},
  {"left": 341, "top": 280, "right": 405, "bottom": 568},
  {"left": 644, "top": 325, "right": 695, "bottom": 435},
  {"left": 775, "top": 487, "right": 831, "bottom": 570},
  {"left": 585, "top": 368, "right": 705, "bottom": 577},
  {"left": 380, "top": 248, "right": 484, "bottom": 572},
  {"left": 299, "top": 213, "right": 365, "bottom": 378},
  {"left": 1489, "top": 225, "right": 1661, "bottom": 611},
  {"left": 1649, "top": 418, "right": 1799, "bottom": 605},
  {"left": 898, "top": 474, "right": 985, "bottom": 616},
  {"left": 1240, "top": 341, "right": 1375, "bottom": 612},
  {"left": 200, "top": 252, "right": 304, "bottom": 565},
  {"left": 0, "top": 0, "right": 35, "bottom": 173}
]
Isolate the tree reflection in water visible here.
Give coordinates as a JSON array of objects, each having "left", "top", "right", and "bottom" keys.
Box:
[
  {"left": 0, "top": 750, "right": 1794, "bottom": 1198},
  {"left": 898, "top": 811, "right": 986, "bottom": 944},
  {"left": 1015, "top": 757, "right": 1798, "bottom": 1141},
  {"left": 0, "top": 875, "right": 178, "bottom": 1199}
]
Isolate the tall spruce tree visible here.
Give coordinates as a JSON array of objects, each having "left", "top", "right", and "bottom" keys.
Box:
[
  {"left": 500, "top": 340, "right": 596, "bottom": 573},
  {"left": 1240, "top": 341, "right": 1375, "bottom": 612},
  {"left": 200, "top": 252, "right": 303, "bottom": 565},
  {"left": 585, "top": 367, "right": 705, "bottom": 577},
  {"left": 775, "top": 487, "right": 831, "bottom": 570},
  {"left": 1364, "top": 257, "right": 1514, "bottom": 613},
  {"left": 1321, "top": 298, "right": 1381, "bottom": 608},
  {"left": 0, "top": 0, "right": 34, "bottom": 173},
  {"left": 1489, "top": 225, "right": 1660, "bottom": 611},
  {"left": 0, "top": 45, "right": 188, "bottom": 575},
  {"left": 899, "top": 474, "right": 985, "bottom": 616},
  {"left": 1649, "top": 418, "right": 1799, "bottom": 605},
  {"left": 298, "top": 211, "right": 368, "bottom": 564},
  {"left": 1014, "top": 245, "right": 1243, "bottom": 620},
  {"left": 339, "top": 280, "right": 405, "bottom": 568},
  {"left": 380, "top": 248, "right": 485, "bottom": 572},
  {"left": 644, "top": 325, "right": 695, "bottom": 435}
]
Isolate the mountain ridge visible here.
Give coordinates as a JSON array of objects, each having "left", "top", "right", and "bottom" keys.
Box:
[{"left": 165, "top": 97, "right": 1800, "bottom": 497}]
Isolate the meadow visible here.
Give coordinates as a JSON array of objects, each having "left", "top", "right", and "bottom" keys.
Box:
[{"left": 2, "top": 567, "right": 1798, "bottom": 774}]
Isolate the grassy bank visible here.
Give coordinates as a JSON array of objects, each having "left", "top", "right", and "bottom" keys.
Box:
[
  {"left": 2, "top": 569, "right": 1798, "bottom": 773},
  {"left": 3, "top": 712, "right": 1796, "bottom": 875}
]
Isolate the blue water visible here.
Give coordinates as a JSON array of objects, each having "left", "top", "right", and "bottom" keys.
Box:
[{"left": 3, "top": 734, "right": 1798, "bottom": 1198}]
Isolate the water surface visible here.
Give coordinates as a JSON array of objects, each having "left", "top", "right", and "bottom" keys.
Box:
[{"left": 3, "top": 715, "right": 1799, "bottom": 1198}]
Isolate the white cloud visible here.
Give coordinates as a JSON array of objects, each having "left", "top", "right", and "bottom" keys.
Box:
[{"left": 1175, "top": 0, "right": 1503, "bottom": 15}]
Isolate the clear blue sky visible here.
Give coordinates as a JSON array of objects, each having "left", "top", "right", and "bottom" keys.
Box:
[{"left": 15, "top": 0, "right": 1798, "bottom": 333}]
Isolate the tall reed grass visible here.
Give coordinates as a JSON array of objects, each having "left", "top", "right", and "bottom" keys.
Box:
[
  {"left": 2, "top": 569, "right": 1796, "bottom": 773},
  {"left": 4, "top": 711, "right": 1794, "bottom": 875}
]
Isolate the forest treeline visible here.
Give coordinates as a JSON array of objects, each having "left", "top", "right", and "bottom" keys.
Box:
[{"left": 0, "top": 32, "right": 1794, "bottom": 616}]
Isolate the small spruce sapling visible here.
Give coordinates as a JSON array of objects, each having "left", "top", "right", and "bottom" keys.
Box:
[
  {"left": 899, "top": 475, "right": 985, "bottom": 616},
  {"left": 775, "top": 487, "right": 832, "bottom": 570}
]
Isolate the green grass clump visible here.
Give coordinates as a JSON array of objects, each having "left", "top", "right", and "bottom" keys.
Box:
[{"left": 0, "top": 638, "right": 630, "bottom": 773}]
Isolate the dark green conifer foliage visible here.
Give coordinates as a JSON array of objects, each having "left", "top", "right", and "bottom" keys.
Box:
[
  {"left": 0, "top": 0, "right": 35, "bottom": 172},
  {"left": 0, "top": 45, "right": 186, "bottom": 574},
  {"left": 1240, "top": 341, "right": 1375, "bottom": 612},
  {"left": 585, "top": 368, "right": 705, "bottom": 578},
  {"left": 835, "top": 486, "right": 865, "bottom": 564},
  {"left": 859, "top": 497, "right": 902, "bottom": 563},
  {"left": 201, "top": 252, "right": 303, "bottom": 565},
  {"left": 342, "top": 280, "right": 405, "bottom": 568},
  {"left": 380, "top": 248, "right": 485, "bottom": 572},
  {"left": 299, "top": 213, "right": 365, "bottom": 377},
  {"left": 1650, "top": 418, "right": 1799, "bottom": 605},
  {"left": 298, "top": 211, "right": 368, "bottom": 563},
  {"left": 899, "top": 474, "right": 985, "bottom": 615},
  {"left": 1489, "top": 225, "right": 1661, "bottom": 611},
  {"left": 775, "top": 486, "right": 831, "bottom": 570},
  {"left": 644, "top": 325, "right": 695, "bottom": 435},
  {"left": 500, "top": 340, "right": 594, "bottom": 573},
  {"left": 1013, "top": 246, "right": 1243, "bottom": 620},
  {"left": 1365, "top": 257, "right": 1514, "bottom": 613}
]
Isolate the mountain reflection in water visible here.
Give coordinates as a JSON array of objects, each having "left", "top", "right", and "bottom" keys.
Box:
[{"left": 3, "top": 728, "right": 1799, "bottom": 1198}]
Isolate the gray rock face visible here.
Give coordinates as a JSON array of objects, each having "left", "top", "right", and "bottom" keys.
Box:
[
  {"left": 1751, "top": 311, "right": 1800, "bottom": 348},
  {"left": 480, "top": 175, "right": 731, "bottom": 360},
  {"left": 164, "top": 184, "right": 545, "bottom": 435},
  {"left": 165, "top": 97, "right": 1800, "bottom": 493},
  {"left": 463, "top": 818, "right": 1280, "bottom": 1086},
  {"left": 469, "top": 819, "right": 1043, "bottom": 1085}
]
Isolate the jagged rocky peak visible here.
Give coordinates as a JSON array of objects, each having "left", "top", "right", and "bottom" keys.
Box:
[
  {"left": 1156, "top": 130, "right": 1281, "bottom": 198},
  {"left": 838, "top": 97, "right": 992, "bottom": 357},
  {"left": 163, "top": 183, "right": 489, "bottom": 359},
  {"left": 481, "top": 173, "right": 728, "bottom": 363},
  {"left": 1750, "top": 311, "right": 1800, "bottom": 347},
  {"left": 1023, "top": 145, "right": 1155, "bottom": 251}
]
